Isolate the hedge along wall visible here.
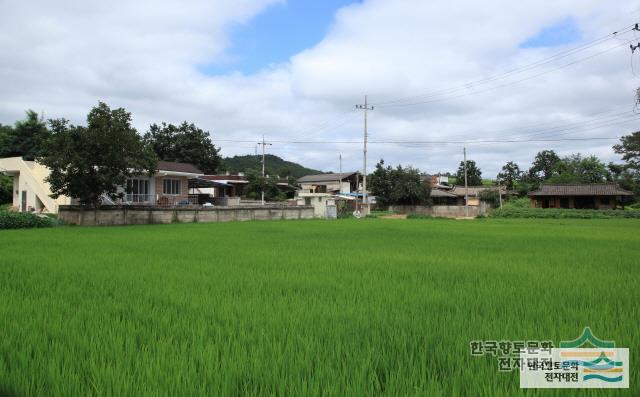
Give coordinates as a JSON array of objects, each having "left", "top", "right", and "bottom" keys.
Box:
[{"left": 58, "top": 205, "right": 315, "bottom": 226}]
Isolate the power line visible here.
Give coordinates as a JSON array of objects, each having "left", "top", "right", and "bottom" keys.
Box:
[
  {"left": 213, "top": 136, "right": 622, "bottom": 145},
  {"left": 213, "top": 109, "right": 638, "bottom": 146},
  {"left": 375, "top": 42, "right": 629, "bottom": 109},
  {"left": 371, "top": 24, "right": 636, "bottom": 107}
]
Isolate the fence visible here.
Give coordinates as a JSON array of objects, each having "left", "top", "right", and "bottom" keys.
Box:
[
  {"left": 120, "top": 194, "right": 199, "bottom": 207},
  {"left": 58, "top": 205, "right": 315, "bottom": 226}
]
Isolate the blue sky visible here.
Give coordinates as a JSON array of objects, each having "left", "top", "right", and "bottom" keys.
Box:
[
  {"left": 520, "top": 17, "right": 581, "bottom": 48},
  {"left": 202, "top": 0, "right": 358, "bottom": 75}
]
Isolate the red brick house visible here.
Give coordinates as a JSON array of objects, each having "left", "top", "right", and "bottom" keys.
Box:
[{"left": 122, "top": 161, "right": 203, "bottom": 206}]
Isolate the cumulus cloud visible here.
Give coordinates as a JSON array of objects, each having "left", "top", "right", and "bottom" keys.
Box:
[{"left": 0, "top": 0, "right": 638, "bottom": 175}]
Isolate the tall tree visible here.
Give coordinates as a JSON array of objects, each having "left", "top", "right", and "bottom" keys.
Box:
[
  {"left": 497, "top": 161, "right": 521, "bottom": 190},
  {"left": 614, "top": 131, "right": 640, "bottom": 170},
  {"left": 144, "top": 122, "right": 221, "bottom": 174},
  {"left": 548, "top": 154, "right": 610, "bottom": 184},
  {"left": 455, "top": 160, "right": 482, "bottom": 186},
  {"left": 609, "top": 162, "right": 639, "bottom": 199},
  {"left": 529, "top": 150, "right": 561, "bottom": 181},
  {"left": 0, "top": 110, "right": 50, "bottom": 160},
  {"left": 369, "top": 160, "right": 394, "bottom": 206},
  {"left": 370, "top": 160, "right": 430, "bottom": 206},
  {"left": 39, "top": 102, "right": 157, "bottom": 206}
]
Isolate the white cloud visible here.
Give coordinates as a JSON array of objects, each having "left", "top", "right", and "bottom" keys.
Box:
[{"left": 0, "top": 0, "right": 638, "bottom": 176}]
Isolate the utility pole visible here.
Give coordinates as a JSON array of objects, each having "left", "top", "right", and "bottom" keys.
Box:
[
  {"left": 464, "top": 147, "right": 469, "bottom": 217},
  {"left": 497, "top": 174, "right": 503, "bottom": 209},
  {"left": 257, "top": 135, "right": 272, "bottom": 206},
  {"left": 356, "top": 95, "right": 373, "bottom": 215},
  {"left": 338, "top": 154, "right": 342, "bottom": 194}
]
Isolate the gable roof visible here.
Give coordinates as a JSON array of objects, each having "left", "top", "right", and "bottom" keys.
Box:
[
  {"left": 157, "top": 161, "right": 202, "bottom": 175},
  {"left": 528, "top": 183, "right": 633, "bottom": 196},
  {"left": 298, "top": 172, "right": 358, "bottom": 183}
]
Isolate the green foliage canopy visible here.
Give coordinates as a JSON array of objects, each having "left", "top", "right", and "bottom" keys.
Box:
[
  {"left": 455, "top": 160, "right": 482, "bottom": 186},
  {"left": 144, "top": 122, "right": 221, "bottom": 174},
  {"left": 370, "top": 160, "right": 430, "bottom": 206},
  {"left": 0, "top": 110, "right": 50, "bottom": 160},
  {"left": 39, "top": 102, "right": 157, "bottom": 206}
]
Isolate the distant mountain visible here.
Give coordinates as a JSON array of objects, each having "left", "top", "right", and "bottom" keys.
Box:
[{"left": 222, "top": 154, "right": 324, "bottom": 179}]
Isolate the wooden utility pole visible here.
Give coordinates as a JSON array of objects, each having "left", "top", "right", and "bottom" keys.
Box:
[{"left": 257, "top": 135, "right": 272, "bottom": 205}]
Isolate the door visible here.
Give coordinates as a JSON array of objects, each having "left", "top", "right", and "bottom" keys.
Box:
[{"left": 21, "top": 191, "right": 27, "bottom": 212}]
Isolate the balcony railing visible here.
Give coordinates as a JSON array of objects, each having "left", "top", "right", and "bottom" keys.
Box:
[
  {"left": 155, "top": 194, "right": 199, "bottom": 207},
  {"left": 124, "top": 194, "right": 153, "bottom": 204}
]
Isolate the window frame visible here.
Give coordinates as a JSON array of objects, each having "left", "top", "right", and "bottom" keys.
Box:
[{"left": 163, "top": 179, "right": 182, "bottom": 195}]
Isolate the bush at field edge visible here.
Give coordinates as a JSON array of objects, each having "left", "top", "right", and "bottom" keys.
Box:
[
  {"left": 490, "top": 207, "right": 640, "bottom": 219},
  {"left": 0, "top": 211, "right": 60, "bottom": 229}
]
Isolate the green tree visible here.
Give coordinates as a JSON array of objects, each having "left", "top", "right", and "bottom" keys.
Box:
[
  {"left": 612, "top": 131, "right": 640, "bottom": 202},
  {"left": 455, "top": 160, "right": 482, "bottom": 186},
  {"left": 529, "top": 150, "right": 561, "bottom": 181},
  {"left": 609, "top": 163, "right": 639, "bottom": 197},
  {"left": 0, "top": 110, "right": 50, "bottom": 160},
  {"left": 497, "top": 161, "right": 521, "bottom": 190},
  {"left": 613, "top": 131, "right": 640, "bottom": 170},
  {"left": 0, "top": 175, "right": 12, "bottom": 204},
  {"left": 144, "top": 122, "right": 221, "bottom": 174},
  {"left": 369, "top": 160, "right": 394, "bottom": 206},
  {"left": 39, "top": 102, "right": 157, "bottom": 206},
  {"left": 245, "top": 169, "right": 286, "bottom": 202},
  {"left": 548, "top": 154, "right": 610, "bottom": 183},
  {"left": 370, "top": 160, "right": 430, "bottom": 206},
  {"left": 0, "top": 124, "right": 10, "bottom": 154}
]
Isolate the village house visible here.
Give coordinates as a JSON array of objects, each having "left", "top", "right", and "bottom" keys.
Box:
[
  {"left": 295, "top": 172, "right": 365, "bottom": 217},
  {"left": 448, "top": 185, "right": 506, "bottom": 206},
  {"left": 190, "top": 173, "right": 296, "bottom": 205},
  {"left": 528, "top": 183, "right": 633, "bottom": 209},
  {"left": 297, "top": 172, "right": 361, "bottom": 195},
  {"left": 0, "top": 156, "right": 203, "bottom": 213}
]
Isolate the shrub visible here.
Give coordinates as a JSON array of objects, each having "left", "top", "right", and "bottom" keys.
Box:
[
  {"left": 503, "top": 197, "right": 530, "bottom": 209},
  {"left": 490, "top": 208, "right": 640, "bottom": 219},
  {"left": 0, "top": 211, "right": 59, "bottom": 229}
]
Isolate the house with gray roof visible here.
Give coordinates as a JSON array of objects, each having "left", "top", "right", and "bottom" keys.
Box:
[{"left": 528, "top": 183, "right": 633, "bottom": 209}]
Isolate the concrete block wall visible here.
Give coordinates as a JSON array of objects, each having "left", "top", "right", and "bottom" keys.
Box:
[
  {"left": 389, "top": 204, "right": 488, "bottom": 218},
  {"left": 58, "top": 205, "right": 315, "bottom": 226}
]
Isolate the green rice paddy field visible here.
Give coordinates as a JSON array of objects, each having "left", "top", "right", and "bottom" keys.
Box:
[{"left": 0, "top": 218, "right": 638, "bottom": 396}]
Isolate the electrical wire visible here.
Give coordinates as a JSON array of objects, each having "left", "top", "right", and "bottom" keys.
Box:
[{"left": 371, "top": 24, "right": 635, "bottom": 107}]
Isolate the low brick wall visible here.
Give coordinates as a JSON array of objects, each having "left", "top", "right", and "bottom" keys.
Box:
[
  {"left": 58, "top": 205, "right": 315, "bottom": 226},
  {"left": 389, "top": 203, "right": 489, "bottom": 218}
]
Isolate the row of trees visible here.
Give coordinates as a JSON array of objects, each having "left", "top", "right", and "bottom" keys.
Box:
[
  {"left": 495, "top": 144, "right": 640, "bottom": 199},
  {"left": 0, "top": 103, "right": 223, "bottom": 206}
]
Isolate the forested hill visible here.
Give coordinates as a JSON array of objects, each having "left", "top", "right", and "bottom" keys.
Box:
[{"left": 222, "top": 154, "right": 324, "bottom": 179}]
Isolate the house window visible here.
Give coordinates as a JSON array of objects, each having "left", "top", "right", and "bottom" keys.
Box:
[
  {"left": 163, "top": 179, "right": 182, "bottom": 195},
  {"left": 126, "top": 179, "right": 149, "bottom": 202}
]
